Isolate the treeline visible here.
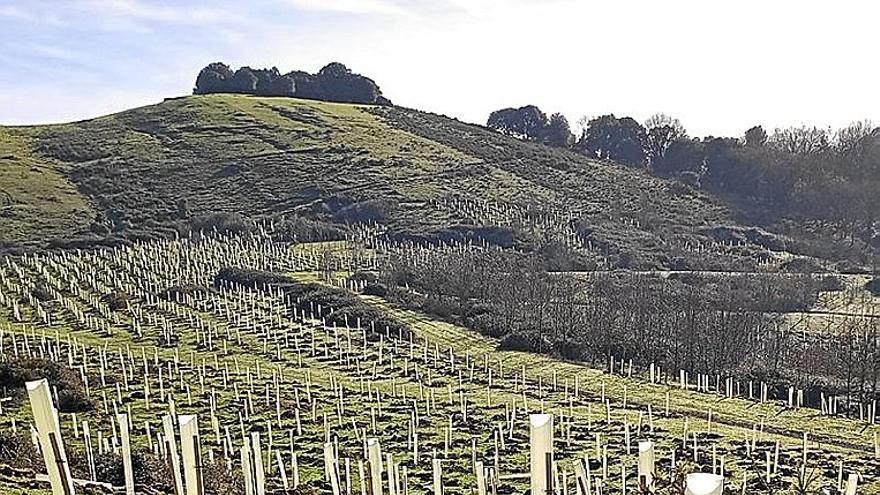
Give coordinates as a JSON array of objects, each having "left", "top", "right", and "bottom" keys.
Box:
[
  {"left": 193, "top": 61, "right": 391, "bottom": 105},
  {"left": 487, "top": 107, "right": 879, "bottom": 247},
  {"left": 378, "top": 249, "right": 879, "bottom": 410}
]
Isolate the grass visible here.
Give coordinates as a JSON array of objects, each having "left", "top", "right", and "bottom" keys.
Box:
[
  {"left": 0, "top": 93, "right": 836, "bottom": 271},
  {"left": 0, "top": 127, "right": 92, "bottom": 245}
]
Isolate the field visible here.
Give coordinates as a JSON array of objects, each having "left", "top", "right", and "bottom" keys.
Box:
[{"left": 1, "top": 234, "right": 877, "bottom": 494}]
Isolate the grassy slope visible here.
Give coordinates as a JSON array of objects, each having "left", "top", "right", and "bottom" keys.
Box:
[
  {"left": 0, "top": 94, "right": 778, "bottom": 270},
  {"left": 0, "top": 127, "right": 92, "bottom": 244}
]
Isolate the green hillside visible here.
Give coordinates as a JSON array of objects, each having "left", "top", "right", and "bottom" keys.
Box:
[{"left": 0, "top": 94, "right": 854, "bottom": 270}]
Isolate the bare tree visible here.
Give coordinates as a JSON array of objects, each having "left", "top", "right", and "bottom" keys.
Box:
[
  {"left": 644, "top": 113, "right": 687, "bottom": 167},
  {"left": 769, "top": 125, "right": 831, "bottom": 154}
]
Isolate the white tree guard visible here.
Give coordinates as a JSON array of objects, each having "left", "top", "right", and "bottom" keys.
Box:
[
  {"left": 432, "top": 458, "right": 442, "bottom": 495},
  {"left": 241, "top": 438, "right": 254, "bottom": 495},
  {"left": 117, "top": 414, "right": 135, "bottom": 495},
  {"left": 638, "top": 441, "right": 655, "bottom": 489},
  {"left": 530, "top": 414, "right": 553, "bottom": 495},
  {"left": 162, "top": 414, "right": 184, "bottom": 495},
  {"left": 367, "top": 438, "right": 384, "bottom": 495},
  {"left": 27, "top": 379, "right": 76, "bottom": 495},
  {"left": 179, "top": 415, "right": 202, "bottom": 495},
  {"left": 684, "top": 473, "right": 723, "bottom": 495},
  {"left": 251, "top": 431, "right": 266, "bottom": 495},
  {"left": 844, "top": 473, "right": 858, "bottom": 495}
]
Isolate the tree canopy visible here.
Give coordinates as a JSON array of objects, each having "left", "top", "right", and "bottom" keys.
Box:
[
  {"left": 576, "top": 115, "right": 648, "bottom": 166},
  {"left": 192, "top": 62, "right": 391, "bottom": 105},
  {"left": 486, "top": 105, "right": 573, "bottom": 147}
]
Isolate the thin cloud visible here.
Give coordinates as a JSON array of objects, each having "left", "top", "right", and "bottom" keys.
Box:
[
  {"left": 284, "top": 0, "right": 420, "bottom": 17},
  {"left": 84, "top": 0, "right": 242, "bottom": 24}
]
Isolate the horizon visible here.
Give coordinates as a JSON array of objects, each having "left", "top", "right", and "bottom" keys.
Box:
[{"left": 1, "top": 0, "right": 879, "bottom": 137}]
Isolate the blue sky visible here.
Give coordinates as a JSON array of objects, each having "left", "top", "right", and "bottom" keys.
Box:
[{"left": 1, "top": 0, "right": 879, "bottom": 137}]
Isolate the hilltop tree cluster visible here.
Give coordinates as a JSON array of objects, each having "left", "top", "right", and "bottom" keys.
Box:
[
  {"left": 488, "top": 107, "right": 879, "bottom": 248},
  {"left": 193, "top": 62, "right": 392, "bottom": 105}
]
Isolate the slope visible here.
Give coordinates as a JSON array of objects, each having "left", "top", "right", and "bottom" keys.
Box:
[{"left": 0, "top": 94, "right": 803, "bottom": 270}]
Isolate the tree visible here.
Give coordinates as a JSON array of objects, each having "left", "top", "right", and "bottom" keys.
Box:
[
  {"left": 576, "top": 115, "right": 648, "bottom": 166},
  {"left": 701, "top": 137, "right": 741, "bottom": 190},
  {"left": 644, "top": 113, "right": 686, "bottom": 136},
  {"left": 314, "top": 62, "right": 381, "bottom": 103},
  {"left": 743, "top": 125, "right": 768, "bottom": 148},
  {"left": 644, "top": 113, "right": 686, "bottom": 169},
  {"left": 266, "top": 75, "right": 296, "bottom": 97},
  {"left": 253, "top": 67, "right": 281, "bottom": 96},
  {"left": 653, "top": 137, "right": 705, "bottom": 178},
  {"left": 770, "top": 125, "right": 830, "bottom": 154},
  {"left": 229, "top": 67, "right": 258, "bottom": 93},
  {"left": 193, "top": 62, "right": 233, "bottom": 94},
  {"left": 541, "top": 113, "right": 574, "bottom": 147},
  {"left": 486, "top": 105, "right": 549, "bottom": 140},
  {"left": 834, "top": 120, "right": 875, "bottom": 157}
]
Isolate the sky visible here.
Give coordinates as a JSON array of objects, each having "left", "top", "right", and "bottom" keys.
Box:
[{"left": 1, "top": 0, "right": 878, "bottom": 137}]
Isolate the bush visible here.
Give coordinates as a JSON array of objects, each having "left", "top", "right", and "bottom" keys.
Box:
[
  {"left": 0, "top": 429, "right": 41, "bottom": 469},
  {"left": 332, "top": 199, "right": 396, "bottom": 224},
  {"left": 31, "top": 283, "right": 54, "bottom": 302},
  {"left": 272, "top": 215, "right": 346, "bottom": 242},
  {"left": 0, "top": 358, "right": 94, "bottom": 413},
  {"left": 203, "top": 459, "right": 244, "bottom": 495},
  {"left": 362, "top": 282, "right": 388, "bottom": 296},
  {"left": 349, "top": 271, "right": 379, "bottom": 284},
  {"left": 816, "top": 274, "right": 845, "bottom": 292},
  {"left": 498, "top": 331, "right": 540, "bottom": 352},
  {"left": 102, "top": 291, "right": 131, "bottom": 311},
  {"left": 779, "top": 257, "right": 828, "bottom": 273},
  {"left": 283, "top": 281, "right": 412, "bottom": 340},
  {"left": 68, "top": 448, "right": 172, "bottom": 491}
]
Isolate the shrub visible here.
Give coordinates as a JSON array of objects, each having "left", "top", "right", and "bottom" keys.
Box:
[
  {"left": 0, "top": 358, "right": 94, "bottom": 413},
  {"left": 203, "top": 459, "right": 244, "bottom": 495},
  {"left": 498, "top": 331, "right": 540, "bottom": 352},
  {"left": 332, "top": 199, "right": 396, "bottom": 224},
  {"left": 349, "top": 271, "right": 379, "bottom": 284},
  {"left": 272, "top": 215, "right": 346, "bottom": 242},
  {"left": 102, "top": 291, "right": 131, "bottom": 311},
  {"left": 0, "top": 429, "right": 41, "bottom": 469},
  {"left": 817, "top": 275, "right": 845, "bottom": 292},
  {"left": 779, "top": 257, "right": 828, "bottom": 273},
  {"left": 283, "top": 281, "right": 412, "bottom": 340},
  {"left": 31, "top": 283, "right": 54, "bottom": 302},
  {"left": 362, "top": 282, "right": 388, "bottom": 296}
]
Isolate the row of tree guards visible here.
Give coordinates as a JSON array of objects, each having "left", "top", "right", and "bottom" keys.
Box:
[
  {"left": 21, "top": 379, "right": 866, "bottom": 495},
  {"left": 1, "top": 233, "right": 877, "bottom": 494}
]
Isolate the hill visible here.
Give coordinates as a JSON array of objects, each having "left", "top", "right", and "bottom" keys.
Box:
[{"left": 0, "top": 94, "right": 868, "bottom": 270}]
